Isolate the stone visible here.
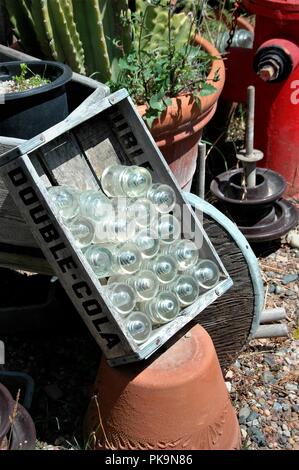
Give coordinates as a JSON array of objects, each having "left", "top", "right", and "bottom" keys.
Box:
[
  {"left": 263, "top": 371, "right": 276, "bottom": 384},
  {"left": 264, "top": 409, "right": 271, "bottom": 417},
  {"left": 225, "top": 370, "right": 234, "bottom": 379},
  {"left": 286, "top": 231, "right": 299, "bottom": 249},
  {"left": 240, "top": 427, "right": 247, "bottom": 440},
  {"left": 275, "top": 285, "right": 283, "bottom": 295},
  {"left": 278, "top": 436, "right": 287, "bottom": 446},
  {"left": 247, "top": 411, "right": 259, "bottom": 422},
  {"left": 282, "top": 403, "right": 290, "bottom": 412},
  {"left": 264, "top": 355, "right": 277, "bottom": 368},
  {"left": 268, "top": 284, "right": 276, "bottom": 293},
  {"left": 273, "top": 402, "right": 283, "bottom": 412},
  {"left": 283, "top": 430, "right": 291, "bottom": 438},
  {"left": 285, "top": 383, "right": 297, "bottom": 392},
  {"left": 252, "top": 419, "right": 260, "bottom": 427},
  {"left": 239, "top": 406, "right": 251, "bottom": 424},
  {"left": 281, "top": 273, "right": 298, "bottom": 285},
  {"left": 291, "top": 404, "right": 299, "bottom": 413},
  {"left": 225, "top": 381, "right": 232, "bottom": 393},
  {"left": 248, "top": 427, "right": 266, "bottom": 447}
]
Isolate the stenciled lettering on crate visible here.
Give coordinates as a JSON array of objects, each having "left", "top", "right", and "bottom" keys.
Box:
[{"left": 4, "top": 161, "right": 136, "bottom": 362}]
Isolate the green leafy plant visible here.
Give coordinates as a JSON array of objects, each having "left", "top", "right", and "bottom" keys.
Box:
[
  {"left": 109, "top": 1, "right": 220, "bottom": 127},
  {"left": 12, "top": 62, "right": 50, "bottom": 92}
]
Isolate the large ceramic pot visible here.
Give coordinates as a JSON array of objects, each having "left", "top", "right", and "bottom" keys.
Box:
[{"left": 137, "top": 36, "right": 225, "bottom": 190}]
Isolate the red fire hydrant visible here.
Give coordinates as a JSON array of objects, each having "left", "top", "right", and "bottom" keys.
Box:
[{"left": 222, "top": 0, "right": 299, "bottom": 197}]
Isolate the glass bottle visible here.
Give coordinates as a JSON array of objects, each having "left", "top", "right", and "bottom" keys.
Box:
[
  {"left": 108, "top": 270, "right": 159, "bottom": 301},
  {"left": 166, "top": 274, "right": 199, "bottom": 306},
  {"left": 104, "top": 283, "right": 136, "bottom": 315},
  {"left": 147, "top": 183, "right": 176, "bottom": 213},
  {"left": 79, "top": 189, "right": 112, "bottom": 222},
  {"left": 125, "top": 311, "right": 152, "bottom": 344},
  {"left": 188, "top": 259, "right": 220, "bottom": 290},
  {"left": 84, "top": 245, "right": 114, "bottom": 278},
  {"left": 157, "top": 214, "right": 181, "bottom": 244},
  {"left": 101, "top": 164, "right": 152, "bottom": 198},
  {"left": 66, "top": 216, "right": 95, "bottom": 248},
  {"left": 161, "top": 239, "right": 199, "bottom": 270},
  {"left": 142, "top": 291, "right": 180, "bottom": 324},
  {"left": 47, "top": 186, "right": 79, "bottom": 221},
  {"left": 143, "top": 254, "right": 177, "bottom": 284},
  {"left": 134, "top": 228, "right": 160, "bottom": 259}
]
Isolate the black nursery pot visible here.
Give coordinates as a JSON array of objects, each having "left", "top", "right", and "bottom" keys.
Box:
[{"left": 0, "top": 60, "right": 72, "bottom": 139}]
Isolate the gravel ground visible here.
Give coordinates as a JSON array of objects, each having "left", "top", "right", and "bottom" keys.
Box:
[{"left": 225, "top": 228, "right": 299, "bottom": 450}]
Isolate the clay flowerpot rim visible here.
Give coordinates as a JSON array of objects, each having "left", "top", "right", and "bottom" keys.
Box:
[{"left": 137, "top": 35, "right": 225, "bottom": 145}]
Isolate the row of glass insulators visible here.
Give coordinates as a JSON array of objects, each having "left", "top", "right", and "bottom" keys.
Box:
[
  {"left": 47, "top": 183, "right": 177, "bottom": 248},
  {"left": 100, "top": 256, "right": 220, "bottom": 345}
]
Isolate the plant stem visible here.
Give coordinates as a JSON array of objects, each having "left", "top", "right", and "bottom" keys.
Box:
[{"left": 137, "top": 8, "right": 149, "bottom": 102}]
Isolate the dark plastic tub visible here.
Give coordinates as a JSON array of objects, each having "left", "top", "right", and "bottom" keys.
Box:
[{"left": 0, "top": 60, "right": 72, "bottom": 139}]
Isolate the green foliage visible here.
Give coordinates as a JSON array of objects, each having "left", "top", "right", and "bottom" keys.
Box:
[
  {"left": 109, "top": 1, "right": 219, "bottom": 127},
  {"left": 12, "top": 62, "right": 50, "bottom": 92}
]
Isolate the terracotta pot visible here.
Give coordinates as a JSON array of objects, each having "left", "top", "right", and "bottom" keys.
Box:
[
  {"left": 137, "top": 36, "right": 225, "bottom": 190},
  {"left": 84, "top": 325, "right": 240, "bottom": 450},
  {"left": 237, "top": 16, "right": 254, "bottom": 33}
]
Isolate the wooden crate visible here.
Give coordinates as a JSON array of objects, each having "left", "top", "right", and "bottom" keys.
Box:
[{"left": 0, "top": 87, "right": 232, "bottom": 365}]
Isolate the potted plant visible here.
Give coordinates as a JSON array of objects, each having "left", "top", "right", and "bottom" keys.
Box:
[
  {"left": 109, "top": 1, "right": 225, "bottom": 189},
  {"left": 0, "top": 60, "right": 72, "bottom": 139}
]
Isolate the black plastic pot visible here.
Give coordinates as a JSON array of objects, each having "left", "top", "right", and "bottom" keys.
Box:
[{"left": 0, "top": 60, "right": 72, "bottom": 139}]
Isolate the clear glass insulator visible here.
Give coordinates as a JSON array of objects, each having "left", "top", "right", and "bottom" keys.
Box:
[
  {"left": 101, "top": 165, "right": 152, "bottom": 198},
  {"left": 47, "top": 186, "right": 79, "bottom": 221},
  {"left": 162, "top": 239, "right": 199, "bottom": 270},
  {"left": 125, "top": 311, "right": 152, "bottom": 344},
  {"left": 147, "top": 183, "right": 176, "bottom": 213}
]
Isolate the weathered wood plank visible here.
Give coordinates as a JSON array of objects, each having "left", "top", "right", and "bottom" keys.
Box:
[
  {"left": 37, "top": 133, "right": 98, "bottom": 190},
  {"left": 74, "top": 115, "right": 127, "bottom": 179}
]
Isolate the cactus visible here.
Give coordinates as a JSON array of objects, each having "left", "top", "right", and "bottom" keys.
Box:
[
  {"left": 5, "top": 0, "right": 132, "bottom": 80},
  {"left": 4, "top": 0, "right": 192, "bottom": 81},
  {"left": 4, "top": 0, "right": 41, "bottom": 56},
  {"left": 134, "top": 2, "right": 193, "bottom": 54}
]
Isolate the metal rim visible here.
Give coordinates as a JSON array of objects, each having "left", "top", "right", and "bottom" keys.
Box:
[{"left": 184, "top": 192, "right": 264, "bottom": 337}]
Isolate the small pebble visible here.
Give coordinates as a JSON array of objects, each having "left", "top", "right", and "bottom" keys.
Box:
[
  {"left": 281, "top": 273, "right": 298, "bottom": 285},
  {"left": 285, "top": 383, "right": 297, "bottom": 392},
  {"left": 239, "top": 406, "right": 251, "bottom": 424}
]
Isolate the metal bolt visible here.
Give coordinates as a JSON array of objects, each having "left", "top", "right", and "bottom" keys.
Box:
[{"left": 258, "top": 62, "right": 280, "bottom": 82}]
